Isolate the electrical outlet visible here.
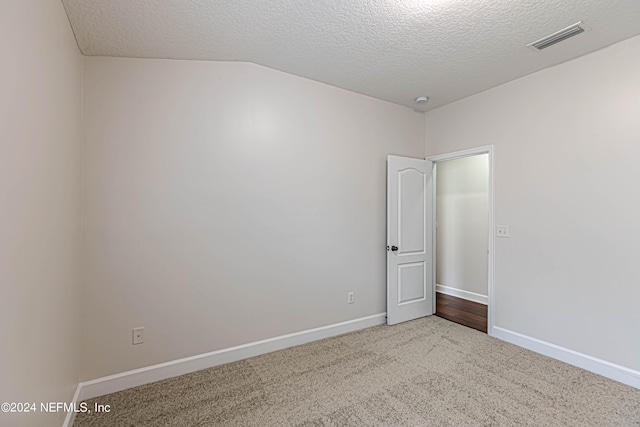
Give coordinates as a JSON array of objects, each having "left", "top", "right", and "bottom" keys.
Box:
[
  {"left": 132, "top": 327, "right": 144, "bottom": 345},
  {"left": 496, "top": 225, "right": 510, "bottom": 238},
  {"left": 347, "top": 291, "right": 355, "bottom": 304}
]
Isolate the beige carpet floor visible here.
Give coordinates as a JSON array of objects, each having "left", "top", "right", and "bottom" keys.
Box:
[{"left": 74, "top": 316, "right": 640, "bottom": 426}]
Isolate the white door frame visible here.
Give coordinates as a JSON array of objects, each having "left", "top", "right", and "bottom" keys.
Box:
[{"left": 427, "top": 145, "right": 495, "bottom": 336}]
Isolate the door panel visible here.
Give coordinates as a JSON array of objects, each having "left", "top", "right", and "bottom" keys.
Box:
[
  {"left": 399, "top": 168, "right": 426, "bottom": 254},
  {"left": 398, "top": 261, "right": 426, "bottom": 304},
  {"left": 387, "top": 155, "right": 434, "bottom": 325}
]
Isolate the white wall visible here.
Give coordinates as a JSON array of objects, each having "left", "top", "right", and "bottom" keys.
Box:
[
  {"left": 81, "top": 57, "right": 424, "bottom": 380},
  {"left": 436, "top": 155, "right": 488, "bottom": 299},
  {"left": 0, "top": 1, "right": 82, "bottom": 426},
  {"left": 425, "top": 36, "right": 640, "bottom": 371}
]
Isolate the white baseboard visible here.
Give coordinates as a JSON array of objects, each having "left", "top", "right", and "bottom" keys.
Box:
[
  {"left": 436, "top": 284, "right": 488, "bottom": 305},
  {"left": 493, "top": 326, "right": 640, "bottom": 389},
  {"left": 76, "top": 313, "right": 386, "bottom": 402},
  {"left": 62, "top": 383, "right": 82, "bottom": 427}
]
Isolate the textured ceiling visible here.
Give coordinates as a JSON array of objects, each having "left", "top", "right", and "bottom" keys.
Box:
[{"left": 61, "top": 0, "right": 640, "bottom": 111}]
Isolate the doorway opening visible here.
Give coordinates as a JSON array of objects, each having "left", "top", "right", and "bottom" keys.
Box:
[{"left": 428, "top": 146, "right": 494, "bottom": 335}]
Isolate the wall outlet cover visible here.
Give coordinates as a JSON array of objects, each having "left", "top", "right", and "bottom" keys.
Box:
[{"left": 133, "top": 327, "right": 144, "bottom": 345}]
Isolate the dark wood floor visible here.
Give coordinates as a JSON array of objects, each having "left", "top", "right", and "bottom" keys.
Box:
[{"left": 436, "top": 292, "right": 487, "bottom": 333}]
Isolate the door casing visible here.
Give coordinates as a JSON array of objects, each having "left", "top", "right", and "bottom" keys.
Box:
[{"left": 428, "top": 145, "right": 495, "bottom": 336}]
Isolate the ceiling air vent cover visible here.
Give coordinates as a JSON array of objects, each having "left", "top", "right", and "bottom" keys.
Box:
[{"left": 528, "top": 22, "right": 586, "bottom": 51}]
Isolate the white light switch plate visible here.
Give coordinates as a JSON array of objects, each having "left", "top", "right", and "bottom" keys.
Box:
[{"left": 496, "top": 225, "right": 510, "bottom": 238}]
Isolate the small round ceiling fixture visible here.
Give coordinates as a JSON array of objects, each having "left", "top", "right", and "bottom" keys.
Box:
[{"left": 415, "top": 96, "right": 429, "bottom": 104}]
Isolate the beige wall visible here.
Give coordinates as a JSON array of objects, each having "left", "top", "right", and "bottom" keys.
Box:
[
  {"left": 0, "top": 1, "right": 83, "bottom": 426},
  {"left": 81, "top": 57, "right": 424, "bottom": 380},
  {"left": 426, "top": 36, "right": 640, "bottom": 370},
  {"left": 436, "top": 154, "right": 488, "bottom": 298}
]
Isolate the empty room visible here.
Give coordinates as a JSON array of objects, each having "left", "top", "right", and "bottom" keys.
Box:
[{"left": 2, "top": 1, "right": 639, "bottom": 426}]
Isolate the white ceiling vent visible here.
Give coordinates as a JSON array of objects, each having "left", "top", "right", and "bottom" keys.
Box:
[{"left": 528, "top": 22, "right": 587, "bottom": 51}]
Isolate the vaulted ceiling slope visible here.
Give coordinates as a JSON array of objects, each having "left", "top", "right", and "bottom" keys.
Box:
[{"left": 62, "top": 0, "right": 640, "bottom": 111}]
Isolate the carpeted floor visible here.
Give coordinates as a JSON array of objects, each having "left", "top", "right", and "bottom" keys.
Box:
[{"left": 74, "top": 316, "right": 640, "bottom": 426}]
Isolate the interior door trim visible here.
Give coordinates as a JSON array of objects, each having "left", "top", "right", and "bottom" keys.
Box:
[{"left": 427, "top": 145, "right": 495, "bottom": 336}]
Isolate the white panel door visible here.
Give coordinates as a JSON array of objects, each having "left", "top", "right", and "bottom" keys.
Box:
[{"left": 387, "top": 155, "right": 434, "bottom": 325}]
